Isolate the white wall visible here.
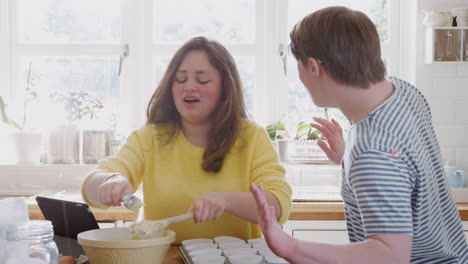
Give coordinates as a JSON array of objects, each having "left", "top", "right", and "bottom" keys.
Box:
[{"left": 416, "top": 0, "right": 468, "bottom": 170}]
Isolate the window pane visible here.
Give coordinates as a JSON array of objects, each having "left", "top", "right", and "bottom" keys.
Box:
[
  {"left": 235, "top": 56, "right": 255, "bottom": 113},
  {"left": 154, "top": 0, "right": 255, "bottom": 44},
  {"left": 287, "top": 59, "right": 323, "bottom": 127},
  {"left": 288, "top": 0, "right": 388, "bottom": 42},
  {"left": 18, "top": 0, "right": 123, "bottom": 43},
  {"left": 287, "top": 0, "right": 388, "bottom": 133},
  {"left": 154, "top": 55, "right": 254, "bottom": 114},
  {"left": 20, "top": 57, "right": 120, "bottom": 129}
]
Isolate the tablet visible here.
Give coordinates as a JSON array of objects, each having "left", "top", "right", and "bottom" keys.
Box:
[{"left": 36, "top": 196, "right": 100, "bottom": 239}]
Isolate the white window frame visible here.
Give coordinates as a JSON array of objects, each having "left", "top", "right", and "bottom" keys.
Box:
[
  {"left": 1, "top": 0, "right": 402, "bottom": 150},
  {"left": 5, "top": 0, "right": 138, "bottom": 133},
  {"left": 267, "top": 0, "right": 402, "bottom": 126},
  {"left": 143, "top": 0, "right": 270, "bottom": 126},
  {"left": 0, "top": 0, "right": 11, "bottom": 101}
]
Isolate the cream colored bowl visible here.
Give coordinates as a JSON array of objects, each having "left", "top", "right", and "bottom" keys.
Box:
[{"left": 77, "top": 227, "right": 175, "bottom": 264}]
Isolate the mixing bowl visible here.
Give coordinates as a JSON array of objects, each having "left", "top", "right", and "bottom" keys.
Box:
[{"left": 77, "top": 227, "right": 175, "bottom": 264}]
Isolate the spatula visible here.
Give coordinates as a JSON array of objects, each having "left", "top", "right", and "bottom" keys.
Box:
[{"left": 128, "top": 212, "right": 194, "bottom": 236}]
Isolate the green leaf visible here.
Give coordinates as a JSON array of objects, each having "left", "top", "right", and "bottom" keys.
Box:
[
  {"left": 0, "top": 96, "right": 8, "bottom": 123},
  {"left": 7, "top": 119, "right": 22, "bottom": 130},
  {"left": 265, "top": 124, "right": 277, "bottom": 140},
  {"left": 0, "top": 96, "right": 22, "bottom": 130},
  {"left": 297, "top": 122, "right": 311, "bottom": 132},
  {"left": 295, "top": 121, "right": 311, "bottom": 140},
  {"left": 307, "top": 129, "right": 323, "bottom": 140},
  {"left": 276, "top": 120, "right": 286, "bottom": 131}
]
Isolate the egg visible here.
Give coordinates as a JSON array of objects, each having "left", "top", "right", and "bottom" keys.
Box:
[{"left": 59, "top": 256, "right": 76, "bottom": 264}]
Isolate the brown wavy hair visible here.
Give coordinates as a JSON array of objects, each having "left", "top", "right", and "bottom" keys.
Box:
[
  {"left": 146, "top": 37, "right": 247, "bottom": 172},
  {"left": 290, "top": 6, "right": 386, "bottom": 88}
]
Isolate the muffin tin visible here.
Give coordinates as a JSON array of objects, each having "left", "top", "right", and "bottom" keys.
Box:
[{"left": 179, "top": 236, "right": 289, "bottom": 264}]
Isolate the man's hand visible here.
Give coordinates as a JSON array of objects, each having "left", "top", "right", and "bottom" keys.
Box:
[
  {"left": 250, "top": 183, "right": 296, "bottom": 260},
  {"left": 311, "top": 117, "right": 345, "bottom": 165}
]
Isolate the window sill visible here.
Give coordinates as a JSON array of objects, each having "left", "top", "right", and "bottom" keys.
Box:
[
  {"left": 0, "top": 164, "right": 97, "bottom": 195},
  {"left": 0, "top": 163, "right": 343, "bottom": 201}
]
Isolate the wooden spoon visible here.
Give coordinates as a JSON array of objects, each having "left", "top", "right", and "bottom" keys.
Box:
[{"left": 129, "top": 212, "right": 193, "bottom": 236}]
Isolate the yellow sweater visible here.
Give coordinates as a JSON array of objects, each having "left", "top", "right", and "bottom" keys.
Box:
[{"left": 82, "top": 119, "right": 292, "bottom": 244}]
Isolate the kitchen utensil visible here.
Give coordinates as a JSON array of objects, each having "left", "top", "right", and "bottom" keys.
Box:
[
  {"left": 129, "top": 213, "right": 193, "bottom": 236},
  {"left": 122, "top": 194, "right": 143, "bottom": 211},
  {"left": 82, "top": 130, "right": 112, "bottom": 164},
  {"left": 223, "top": 248, "right": 258, "bottom": 257},
  {"left": 192, "top": 255, "right": 225, "bottom": 264},
  {"left": 228, "top": 254, "right": 263, "bottom": 264},
  {"left": 181, "top": 238, "right": 213, "bottom": 247},
  {"left": 48, "top": 124, "right": 79, "bottom": 164},
  {"left": 185, "top": 242, "right": 217, "bottom": 252},
  {"left": 188, "top": 248, "right": 222, "bottom": 257},
  {"left": 214, "top": 236, "right": 245, "bottom": 244},
  {"left": 77, "top": 228, "right": 175, "bottom": 264}
]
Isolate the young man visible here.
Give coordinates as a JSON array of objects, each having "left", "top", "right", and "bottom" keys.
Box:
[{"left": 251, "top": 6, "right": 468, "bottom": 264}]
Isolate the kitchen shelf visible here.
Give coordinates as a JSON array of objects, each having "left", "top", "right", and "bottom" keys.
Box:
[{"left": 425, "top": 26, "right": 468, "bottom": 64}]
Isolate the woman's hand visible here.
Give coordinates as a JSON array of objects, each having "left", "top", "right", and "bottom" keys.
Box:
[
  {"left": 310, "top": 117, "right": 345, "bottom": 165},
  {"left": 97, "top": 174, "right": 133, "bottom": 207},
  {"left": 190, "top": 192, "right": 228, "bottom": 223}
]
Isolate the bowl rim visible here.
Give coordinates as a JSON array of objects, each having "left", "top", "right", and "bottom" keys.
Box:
[{"left": 77, "top": 227, "right": 175, "bottom": 248}]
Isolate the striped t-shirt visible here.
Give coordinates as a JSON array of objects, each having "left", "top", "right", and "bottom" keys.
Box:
[{"left": 341, "top": 77, "right": 468, "bottom": 263}]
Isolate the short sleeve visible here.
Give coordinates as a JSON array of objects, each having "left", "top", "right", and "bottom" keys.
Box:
[{"left": 349, "top": 150, "right": 413, "bottom": 236}]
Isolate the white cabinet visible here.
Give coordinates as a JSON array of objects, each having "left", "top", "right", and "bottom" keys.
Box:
[
  {"left": 425, "top": 27, "right": 468, "bottom": 63},
  {"left": 283, "top": 220, "right": 349, "bottom": 245},
  {"left": 284, "top": 221, "right": 467, "bottom": 245}
]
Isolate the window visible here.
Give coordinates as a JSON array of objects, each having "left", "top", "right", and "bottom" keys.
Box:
[
  {"left": 284, "top": 0, "right": 398, "bottom": 132},
  {"left": 6, "top": 0, "right": 126, "bottom": 132},
  {"left": 151, "top": 0, "right": 258, "bottom": 113},
  {"left": 1, "top": 0, "right": 400, "bottom": 149}
]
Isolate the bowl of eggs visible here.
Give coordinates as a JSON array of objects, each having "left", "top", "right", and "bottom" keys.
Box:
[{"left": 77, "top": 227, "right": 175, "bottom": 264}]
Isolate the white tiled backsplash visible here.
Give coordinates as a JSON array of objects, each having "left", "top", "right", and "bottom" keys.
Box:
[
  {"left": 417, "top": 0, "right": 468, "bottom": 171},
  {"left": 0, "top": 163, "right": 340, "bottom": 196},
  {"left": 284, "top": 163, "right": 342, "bottom": 201}
]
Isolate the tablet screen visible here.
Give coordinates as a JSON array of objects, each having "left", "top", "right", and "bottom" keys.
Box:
[{"left": 36, "top": 196, "right": 100, "bottom": 239}]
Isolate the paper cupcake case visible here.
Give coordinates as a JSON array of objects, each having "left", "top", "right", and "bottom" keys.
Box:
[{"left": 179, "top": 237, "right": 289, "bottom": 264}]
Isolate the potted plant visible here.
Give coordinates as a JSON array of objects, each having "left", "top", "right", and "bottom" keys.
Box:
[
  {"left": 48, "top": 91, "right": 103, "bottom": 164},
  {"left": 289, "top": 121, "right": 327, "bottom": 162},
  {"left": 266, "top": 118, "right": 289, "bottom": 141},
  {"left": 295, "top": 121, "right": 323, "bottom": 140},
  {"left": 0, "top": 63, "right": 41, "bottom": 164},
  {"left": 265, "top": 118, "right": 290, "bottom": 162}
]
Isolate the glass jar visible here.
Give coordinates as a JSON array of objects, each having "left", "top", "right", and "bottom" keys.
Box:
[{"left": 5, "top": 220, "right": 59, "bottom": 264}]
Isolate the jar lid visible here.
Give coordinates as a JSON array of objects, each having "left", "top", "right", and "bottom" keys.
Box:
[{"left": 6, "top": 220, "right": 54, "bottom": 239}]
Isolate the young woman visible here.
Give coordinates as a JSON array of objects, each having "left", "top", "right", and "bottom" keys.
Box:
[{"left": 82, "top": 37, "right": 292, "bottom": 243}]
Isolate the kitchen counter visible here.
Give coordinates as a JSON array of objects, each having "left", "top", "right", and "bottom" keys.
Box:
[
  {"left": 2, "top": 194, "right": 468, "bottom": 221},
  {"left": 164, "top": 247, "right": 184, "bottom": 264},
  {"left": 0, "top": 193, "right": 137, "bottom": 221},
  {"left": 289, "top": 202, "right": 468, "bottom": 221}
]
